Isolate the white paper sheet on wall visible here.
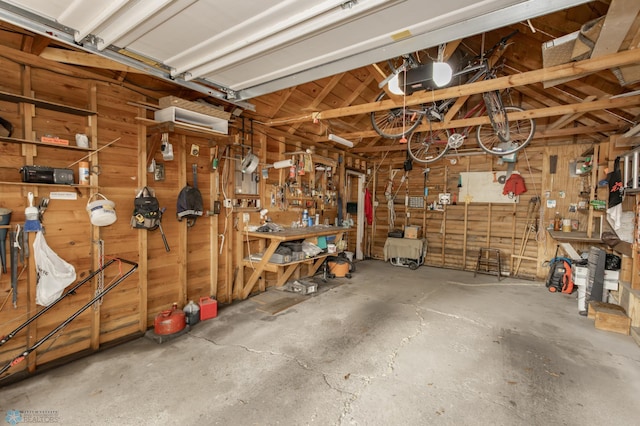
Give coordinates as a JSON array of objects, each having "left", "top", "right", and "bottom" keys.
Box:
[{"left": 458, "top": 172, "right": 519, "bottom": 204}]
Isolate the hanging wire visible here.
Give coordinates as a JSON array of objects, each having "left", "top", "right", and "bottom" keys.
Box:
[{"left": 400, "top": 67, "right": 408, "bottom": 144}]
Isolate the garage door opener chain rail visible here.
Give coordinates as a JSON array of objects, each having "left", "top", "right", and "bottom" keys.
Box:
[{"left": 0, "top": 258, "right": 138, "bottom": 377}]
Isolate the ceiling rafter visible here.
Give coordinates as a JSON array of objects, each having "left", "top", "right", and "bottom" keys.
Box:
[
  {"left": 352, "top": 122, "right": 622, "bottom": 154},
  {"left": 288, "top": 72, "right": 345, "bottom": 135},
  {"left": 546, "top": 95, "right": 598, "bottom": 130},
  {"left": 343, "top": 93, "right": 640, "bottom": 140},
  {"left": 265, "top": 47, "right": 640, "bottom": 126}
]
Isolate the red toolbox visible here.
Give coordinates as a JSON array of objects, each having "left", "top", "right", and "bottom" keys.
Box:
[{"left": 199, "top": 296, "right": 218, "bottom": 320}]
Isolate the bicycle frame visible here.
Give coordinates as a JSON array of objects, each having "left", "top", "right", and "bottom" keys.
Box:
[
  {"left": 373, "top": 31, "right": 535, "bottom": 163},
  {"left": 428, "top": 61, "right": 491, "bottom": 120}
]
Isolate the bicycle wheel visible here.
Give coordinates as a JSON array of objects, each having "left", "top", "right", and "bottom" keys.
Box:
[
  {"left": 476, "top": 106, "right": 535, "bottom": 156},
  {"left": 482, "top": 90, "right": 509, "bottom": 142},
  {"left": 408, "top": 127, "right": 451, "bottom": 163},
  {"left": 371, "top": 91, "right": 423, "bottom": 139}
]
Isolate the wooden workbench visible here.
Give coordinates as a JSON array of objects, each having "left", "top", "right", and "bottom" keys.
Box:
[{"left": 240, "top": 226, "right": 345, "bottom": 299}]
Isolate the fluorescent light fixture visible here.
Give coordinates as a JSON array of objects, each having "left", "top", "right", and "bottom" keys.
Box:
[
  {"left": 273, "top": 159, "right": 293, "bottom": 169},
  {"left": 328, "top": 133, "right": 354, "bottom": 148}
]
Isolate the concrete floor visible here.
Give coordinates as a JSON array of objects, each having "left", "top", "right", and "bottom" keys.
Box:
[{"left": 2, "top": 260, "right": 640, "bottom": 425}]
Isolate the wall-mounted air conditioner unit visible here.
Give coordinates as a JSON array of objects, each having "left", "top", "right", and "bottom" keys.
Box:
[{"left": 154, "top": 106, "right": 228, "bottom": 134}]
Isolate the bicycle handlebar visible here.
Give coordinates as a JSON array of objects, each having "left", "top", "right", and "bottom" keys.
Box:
[{"left": 483, "top": 29, "right": 519, "bottom": 59}]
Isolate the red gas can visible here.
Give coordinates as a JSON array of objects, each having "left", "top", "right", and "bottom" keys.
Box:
[
  {"left": 154, "top": 304, "right": 186, "bottom": 335},
  {"left": 199, "top": 297, "right": 218, "bottom": 320}
]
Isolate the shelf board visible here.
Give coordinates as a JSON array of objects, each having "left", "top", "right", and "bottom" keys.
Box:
[
  {"left": 0, "top": 136, "right": 94, "bottom": 151},
  {"left": 243, "top": 252, "right": 331, "bottom": 272},
  {"left": 0, "top": 181, "right": 97, "bottom": 189},
  {"left": 232, "top": 207, "right": 260, "bottom": 212},
  {"left": 547, "top": 229, "right": 602, "bottom": 243},
  {"left": 0, "top": 90, "right": 96, "bottom": 115},
  {"left": 287, "top": 195, "right": 314, "bottom": 200}
]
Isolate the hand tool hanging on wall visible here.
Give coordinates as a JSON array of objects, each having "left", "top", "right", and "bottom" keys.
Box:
[
  {"left": 0, "top": 208, "right": 10, "bottom": 274},
  {"left": 211, "top": 145, "right": 219, "bottom": 170},
  {"left": 0, "top": 258, "right": 138, "bottom": 376},
  {"left": 9, "top": 229, "right": 17, "bottom": 308},
  {"left": 157, "top": 208, "right": 170, "bottom": 252}
]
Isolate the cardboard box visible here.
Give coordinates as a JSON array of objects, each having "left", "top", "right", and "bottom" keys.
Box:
[
  {"left": 595, "top": 307, "right": 630, "bottom": 335},
  {"left": 404, "top": 225, "right": 422, "bottom": 239}
]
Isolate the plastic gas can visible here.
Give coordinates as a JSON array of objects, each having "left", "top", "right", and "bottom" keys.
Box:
[
  {"left": 184, "top": 300, "right": 200, "bottom": 325},
  {"left": 200, "top": 297, "right": 218, "bottom": 321}
]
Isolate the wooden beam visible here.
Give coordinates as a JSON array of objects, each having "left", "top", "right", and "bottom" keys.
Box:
[
  {"left": 346, "top": 94, "right": 640, "bottom": 140},
  {"left": 29, "top": 35, "right": 50, "bottom": 56},
  {"left": 0, "top": 44, "right": 163, "bottom": 99},
  {"left": 591, "top": 0, "right": 640, "bottom": 57},
  {"left": 288, "top": 73, "right": 345, "bottom": 134},
  {"left": 516, "top": 84, "right": 622, "bottom": 127},
  {"left": 265, "top": 48, "right": 640, "bottom": 125},
  {"left": 538, "top": 123, "right": 620, "bottom": 138},
  {"left": 352, "top": 123, "right": 622, "bottom": 154},
  {"left": 40, "top": 47, "right": 148, "bottom": 73},
  {"left": 610, "top": 133, "right": 640, "bottom": 147},
  {"left": 546, "top": 95, "right": 598, "bottom": 130}
]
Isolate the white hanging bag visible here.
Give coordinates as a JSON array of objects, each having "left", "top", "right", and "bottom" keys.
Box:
[{"left": 33, "top": 231, "right": 76, "bottom": 306}]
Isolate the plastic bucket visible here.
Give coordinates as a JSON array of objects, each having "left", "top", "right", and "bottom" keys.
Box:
[
  {"left": 86, "top": 193, "right": 117, "bottom": 226},
  {"left": 0, "top": 208, "right": 11, "bottom": 227}
]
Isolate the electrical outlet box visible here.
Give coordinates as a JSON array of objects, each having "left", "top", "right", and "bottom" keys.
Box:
[
  {"left": 224, "top": 199, "right": 232, "bottom": 208},
  {"left": 243, "top": 213, "right": 250, "bottom": 223}
]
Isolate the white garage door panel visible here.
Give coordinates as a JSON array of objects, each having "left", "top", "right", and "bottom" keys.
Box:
[{"left": 0, "top": 0, "right": 593, "bottom": 101}]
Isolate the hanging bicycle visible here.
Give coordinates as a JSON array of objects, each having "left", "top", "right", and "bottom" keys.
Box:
[{"left": 370, "top": 31, "right": 536, "bottom": 163}]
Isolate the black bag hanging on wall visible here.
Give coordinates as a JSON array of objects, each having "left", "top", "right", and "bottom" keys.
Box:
[
  {"left": 131, "top": 187, "right": 161, "bottom": 230},
  {"left": 177, "top": 164, "right": 204, "bottom": 227},
  {"left": 607, "top": 157, "right": 623, "bottom": 208}
]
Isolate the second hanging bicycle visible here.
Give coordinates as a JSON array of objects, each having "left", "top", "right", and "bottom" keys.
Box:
[{"left": 370, "top": 31, "right": 536, "bottom": 163}]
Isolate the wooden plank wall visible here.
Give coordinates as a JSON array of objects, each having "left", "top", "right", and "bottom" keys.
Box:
[
  {"left": 368, "top": 146, "right": 549, "bottom": 279},
  {"left": 0, "top": 51, "right": 224, "bottom": 380}
]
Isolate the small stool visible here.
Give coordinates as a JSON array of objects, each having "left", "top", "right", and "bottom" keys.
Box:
[{"left": 474, "top": 248, "right": 502, "bottom": 281}]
